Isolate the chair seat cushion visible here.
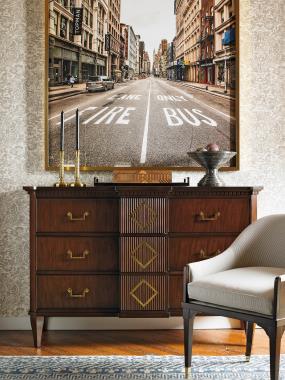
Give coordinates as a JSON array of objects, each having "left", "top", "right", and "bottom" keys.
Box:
[{"left": 187, "top": 267, "right": 285, "bottom": 315}]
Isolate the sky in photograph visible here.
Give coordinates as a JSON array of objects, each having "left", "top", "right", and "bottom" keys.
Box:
[{"left": 121, "top": 0, "right": 176, "bottom": 62}]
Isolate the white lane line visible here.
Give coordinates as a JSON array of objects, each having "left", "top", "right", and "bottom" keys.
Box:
[
  {"left": 49, "top": 106, "right": 78, "bottom": 121},
  {"left": 140, "top": 79, "right": 152, "bottom": 164},
  {"left": 160, "top": 80, "right": 236, "bottom": 121}
]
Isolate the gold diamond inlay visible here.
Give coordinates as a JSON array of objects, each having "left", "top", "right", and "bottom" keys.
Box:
[
  {"left": 130, "top": 202, "right": 158, "bottom": 231},
  {"left": 130, "top": 280, "right": 158, "bottom": 308},
  {"left": 131, "top": 241, "right": 158, "bottom": 269}
]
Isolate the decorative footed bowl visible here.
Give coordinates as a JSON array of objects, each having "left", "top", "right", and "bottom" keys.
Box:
[{"left": 188, "top": 151, "right": 237, "bottom": 187}]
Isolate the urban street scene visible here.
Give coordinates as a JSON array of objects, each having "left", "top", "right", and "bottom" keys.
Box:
[{"left": 48, "top": 0, "right": 237, "bottom": 168}]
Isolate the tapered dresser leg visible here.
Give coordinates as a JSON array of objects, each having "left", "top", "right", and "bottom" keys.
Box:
[
  {"left": 269, "top": 325, "right": 284, "bottom": 380},
  {"left": 30, "top": 316, "right": 44, "bottom": 348},
  {"left": 245, "top": 322, "right": 255, "bottom": 360},
  {"left": 183, "top": 307, "right": 196, "bottom": 368}
]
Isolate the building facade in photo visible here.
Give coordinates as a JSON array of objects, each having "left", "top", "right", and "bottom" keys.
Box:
[
  {"left": 95, "top": 0, "right": 109, "bottom": 76},
  {"left": 139, "top": 40, "right": 145, "bottom": 75},
  {"left": 199, "top": 0, "right": 215, "bottom": 85},
  {"left": 183, "top": 0, "right": 201, "bottom": 82},
  {"left": 107, "top": 0, "right": 121, "bottom": 80},
  {"left": 153, "top": 39, "right": 168, "bottom": 78},
  {"left": 167, "top": 40, "right": 176, "bottom": 80},
  {"left": 135, "top": 36, "right": 140, "bottom": 75},
  {"left": 142, "top": 51, "right": 151, "bottom": 75},
  {"left": 127, "top": 25, "right": 137, "bottom": 78},
  {"left": 153, "top": 50, "right": 160, "bottom": 76},
  {"left": 49, "top": 0, "right": 108, "bottom": 85},
  {"left": 160, "top": 39, "right": 168, "bottom": 78},
  {"left": 119, "top": 23, "right": 128, "bottom": 79},
  {"left": 213, "top": 0, "right": 236, "bottom": 90},
  {"left": 119, "top": 24, "right": 137, "bottom": 79},
  {"left": 174, "top": 0, "right": 185, "bottom": 80}
]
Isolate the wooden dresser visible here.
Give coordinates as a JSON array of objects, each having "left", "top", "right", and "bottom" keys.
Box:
[{"left": 24, "top": 186, "right": 261, "bottom": 347}]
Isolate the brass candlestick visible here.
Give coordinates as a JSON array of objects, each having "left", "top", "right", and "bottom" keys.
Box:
[
  {"left": 70, "top": 150, "right": 86, "bottom": 187},
  {"left": 54, "top": 150, "right": 68, "bottom": 187}
]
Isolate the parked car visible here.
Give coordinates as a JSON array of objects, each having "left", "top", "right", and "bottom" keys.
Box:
[{"left": 86, "top": 76, "right": 115, "bottom": 92}]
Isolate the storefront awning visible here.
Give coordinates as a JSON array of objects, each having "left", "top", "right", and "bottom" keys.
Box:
[
  {"left": 213, "top": 55, "right": 236, "bottom": 63},
  {"left": 200, "top": 63, "right": 214, "bottom": 67}
]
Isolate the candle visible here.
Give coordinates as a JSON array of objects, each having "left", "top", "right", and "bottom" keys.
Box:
[
  {"left": 60, "top": 111, "right": 64, "bottom": 151},
  {"left": 76, "top": 109, "right": 80, "bottom": 150}
]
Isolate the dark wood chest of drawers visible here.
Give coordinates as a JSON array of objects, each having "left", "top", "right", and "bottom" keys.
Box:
[{"left": 24, "top": 186, "right": 261, "bottom": 347}]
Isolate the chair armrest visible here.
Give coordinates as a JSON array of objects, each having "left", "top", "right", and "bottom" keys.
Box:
[
  {"left": 187, "top": 246, "right": 237, "bottom": 282},
  {"left": 274, "top": 275, "right": 285, "bottom": 320}
]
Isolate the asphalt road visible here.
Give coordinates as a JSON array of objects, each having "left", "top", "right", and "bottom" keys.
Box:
[{"left": 48, "top": 77, "right": 236, "bottom": 168}]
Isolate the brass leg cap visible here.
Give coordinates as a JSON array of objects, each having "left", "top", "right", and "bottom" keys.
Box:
[{"left": 184, "top": 367, "right": 192, "bottom": 379}]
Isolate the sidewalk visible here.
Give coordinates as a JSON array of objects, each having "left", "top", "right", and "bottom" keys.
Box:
[
  {"left": 170, "top": 79, "right": 235, "bottom": 100},
  {"left": 48, "top": 82, "right": 127, "bottom": 102},
  {"left": 49, "top": 83, "right": 87, "bottom": 102}
]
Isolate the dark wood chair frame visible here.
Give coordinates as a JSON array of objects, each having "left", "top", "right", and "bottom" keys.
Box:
[{"left": 182, "top": 266, "right": 285, "bottom": 380}]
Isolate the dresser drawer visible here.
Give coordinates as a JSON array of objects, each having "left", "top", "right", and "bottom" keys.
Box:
[
  {"left": 120, "top": 198, "right": 168, "bottom": 233},
  {"left": 121, "top": 237, "right": 167, "bottom": 273},
  {"left": 37, "top": 237, "right": 119, "bottom": 272},
  {"left": 121, "top": 275, "right": 167, "bottom": 311},
  {"left": 37, "top": 275, "right": 118, "bottom": 310},
  {"left": 170, "top": 198, "right": 250, "bottom": 233},
  {"left": 170, "top": 236, "right": 235, "bottom": 271},
  {"left": 37, "top": 199, "right": 118, "bottom": 233}
]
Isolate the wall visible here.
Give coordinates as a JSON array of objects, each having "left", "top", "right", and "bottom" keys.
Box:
[{"left": 0, "top": 0, "right": 284, "bottom": 328}]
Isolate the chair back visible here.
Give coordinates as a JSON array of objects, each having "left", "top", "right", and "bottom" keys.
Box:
[{"left": 233, "top": 214, "right": 285, "bottom": 269}]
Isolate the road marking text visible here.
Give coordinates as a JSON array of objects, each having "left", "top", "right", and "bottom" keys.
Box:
[
  {"left": 163, "top": 108, "right": 218, "bottom": 127},
  {"left": 157, "top": 95, "right": 188, "bottom": 102}
]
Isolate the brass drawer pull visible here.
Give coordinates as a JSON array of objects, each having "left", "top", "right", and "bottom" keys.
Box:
[
  {"left": 67, "top": 288, "right": 90, "bottom": 298},
  {"left": 67, "top": 250, "right": 89, "bottom": 260},
  {"left": 198, "top": 211, "right": 221, "bottom": 221},
  {"left": 199, "top": 249, "right": 221, "bottom": 259},
  {"left": 67, "top": 211, "right": 89, "bottom": 222}
]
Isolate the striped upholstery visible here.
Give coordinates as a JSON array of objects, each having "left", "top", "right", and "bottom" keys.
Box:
[
  {"left": 188, "top": 267, "right": 285, "bottom": 315},
  {"left": 187, "top": 215, "right": 285, "bottom": 315}
]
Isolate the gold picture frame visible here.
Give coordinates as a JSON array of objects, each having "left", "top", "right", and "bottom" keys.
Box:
[{"left": 45, "top": 0, "right": 240, "bottom": 173}]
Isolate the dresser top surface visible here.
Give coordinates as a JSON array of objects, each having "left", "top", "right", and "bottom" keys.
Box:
[{"left": 24, "top": 186, "right": 263, "bottom": 198}]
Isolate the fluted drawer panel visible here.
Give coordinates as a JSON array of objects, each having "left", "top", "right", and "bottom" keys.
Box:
[
  {"left": 121, "top": 275, "right": 167, "bottom": 311},
  {"left": 121, "top": 237, "right": 167, "bottom": 273},
  {"left": 120, "top": 198, "right": 168, "bottom": 233}
]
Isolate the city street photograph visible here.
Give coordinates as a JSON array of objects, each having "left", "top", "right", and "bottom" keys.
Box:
[{"left": 47, "top": 0, "right": 238, "bottom": 169}]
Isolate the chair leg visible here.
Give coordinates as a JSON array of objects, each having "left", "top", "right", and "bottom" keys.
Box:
[
  {"left": 183, "top": 306, "right": 196, "bottom": 368},
  {"left": 269, "top": 325, "right": 284, "bottom": 380},
  {"left": 245, "top": 322, "right": 255, "bottom": 361}
]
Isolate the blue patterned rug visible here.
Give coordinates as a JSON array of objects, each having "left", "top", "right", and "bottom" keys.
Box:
[{"left": 0, "top": 355, "right": 284, "bottom": 379}]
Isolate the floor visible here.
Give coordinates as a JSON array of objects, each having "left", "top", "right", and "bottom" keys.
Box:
[{"left": 0, "top": 330, "right": 284, "bottom": 356}]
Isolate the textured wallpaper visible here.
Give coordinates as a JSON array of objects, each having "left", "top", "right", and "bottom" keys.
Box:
[{"left": 0, "top": 0, "right": 284, "bottom": 317}]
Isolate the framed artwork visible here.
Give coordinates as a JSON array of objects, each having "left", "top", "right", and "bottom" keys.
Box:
[{"left": 46, "top": 0, "right": 239, "bottom": 171}]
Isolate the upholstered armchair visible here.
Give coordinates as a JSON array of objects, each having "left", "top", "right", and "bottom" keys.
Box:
[{"left": 182, "top": 215, "right": 285, "bottom": 380}]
